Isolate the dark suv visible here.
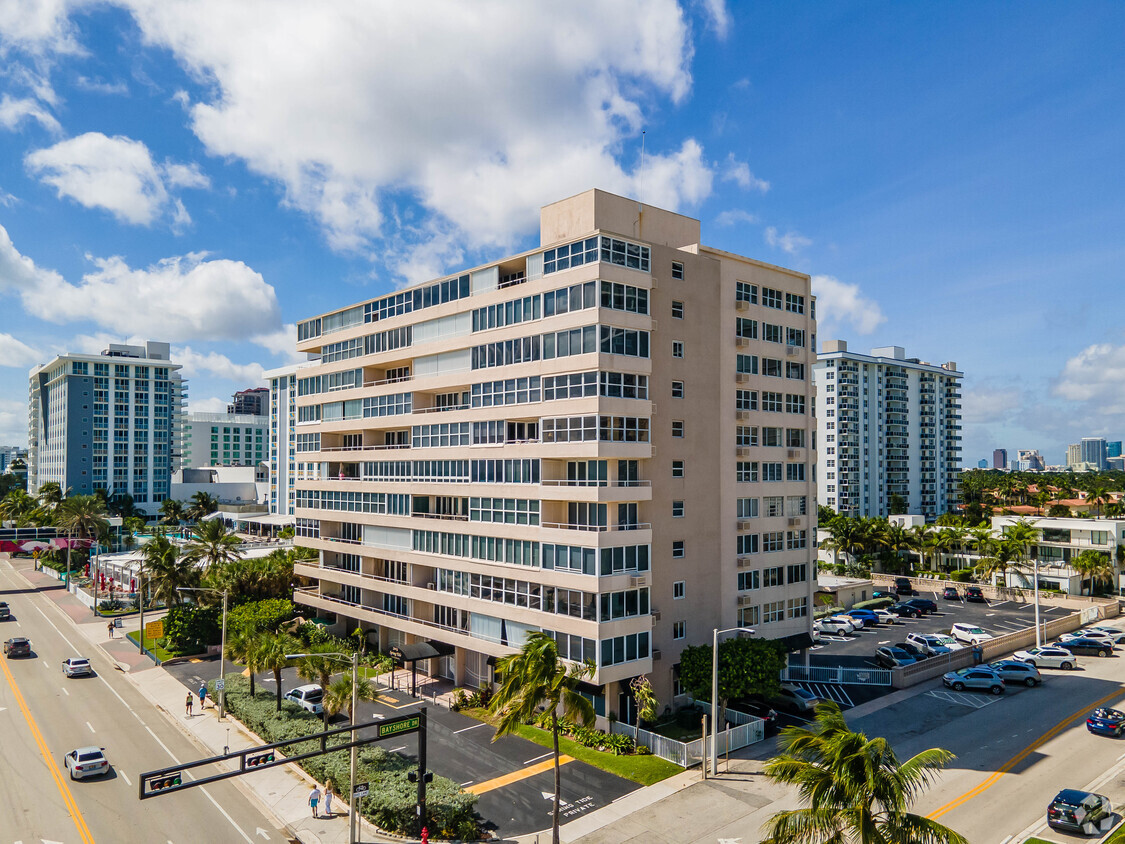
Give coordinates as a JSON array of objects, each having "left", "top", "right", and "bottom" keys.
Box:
[
  {"left": 3, "top": 637, "right": 30, "bottom": 657},
  {"left": 1048, "top": 789, "right": 1111, "bottom": 833},
  {"left": 905, "top": 598, "right": 938, "bottom": 615},
  {"left": 965, "top": 586, "right": 985, "bottom": 603},
  {"left": 0, "top": 602, "right": 9, "bottom": 620},
  {"left": 894, "top": 577, "right": 914, "bottom": 596}
]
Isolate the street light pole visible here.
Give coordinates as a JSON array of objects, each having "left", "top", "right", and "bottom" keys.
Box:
[
  {"left": 710, "top": 625, "right": 755, "bottom": 776},
  {"left": 1033, "top": 556, "right": 1042, "bottom": 648}
]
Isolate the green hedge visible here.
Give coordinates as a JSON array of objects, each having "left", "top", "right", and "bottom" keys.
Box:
[
  {"left": 227, "top": 598, "right": 295, "bottom": 634},
  {"left": 949, "top": 569, "right": 974, "bottom": 583},
  {"left": 214, "top": 675, "right": 479, "bottom": 839},
  {"left": 853, "top": 597, "right": 895, "bottom": 610}
]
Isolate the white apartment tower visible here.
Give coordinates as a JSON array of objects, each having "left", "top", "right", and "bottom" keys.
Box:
[
  {"left": 291, "top": 190, "right": 817, "bottom": 713},
  {"left": 265, "top": 363, "right": 300, "bottom": 516},
  {"left": 28, "top": 341, "right": 184, "bottom": 517},
  {"left": 180, "top": 412, "right": 267, "bottom": 469},
  {"left": 814, "top": 342, "right": 962, "bottom": 518}
]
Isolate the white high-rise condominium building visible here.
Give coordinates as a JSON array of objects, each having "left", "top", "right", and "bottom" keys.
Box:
[
  {"left": 180, "top": 412, "right": 268, "bottom": 469},
  {"left": 290, "top": 189, "right": 817, "bottom": 711},
  {"left": 265, "top": 363, "right": 301, "bottom": 516},
  {"left": 28, "top": 341, "right": 184, "bottom": 517},
  {"left": 814, "top": 342, "right": 962, "bottom": 518}
]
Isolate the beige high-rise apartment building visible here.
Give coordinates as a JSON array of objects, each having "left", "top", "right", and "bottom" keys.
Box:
[{"left": 291, "top": 189, "right": 816, "bottom": 716}]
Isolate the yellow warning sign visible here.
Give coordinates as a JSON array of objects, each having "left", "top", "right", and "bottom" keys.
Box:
[{"left": 145, "top": 619, "right": 164, "bottom": 640}]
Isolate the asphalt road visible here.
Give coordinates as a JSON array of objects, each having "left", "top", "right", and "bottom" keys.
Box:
[
  {"left": 164, "top": 659, "right": 639, "bottom": 837},
  {"left": 0, "top": 558, "right": 285, "bottom": 844}
]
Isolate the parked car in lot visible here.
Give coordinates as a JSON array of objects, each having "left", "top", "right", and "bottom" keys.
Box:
[
  {"left": 1086, "top": 626, "right": 1125, "bottom": 644},
  {"left": 735, "top": 698, "right": 780, "bottom": 736},
  {"left": 1047, "top": 789, "right": 1113, "bottom": 834},
  {"left": 62, "top": 657, "right": 93, "bottom": 678},
  {"left": 873, "top": 590, "right": 897, "bottom": 601},
  {"left": 942, "top": 667, "right": 1004, "bottom": 694},
  {"left": 942, "top": 587, "right": 960, "bottom": 600},
  {"left": 951, "top": 623, "right": 994, "bottom": 646},
  {"left": 770, "top": 683, "right": 819, "bottom": 713},
  {"left": 3, "top": 637, "right": 30, "bottom": 657},
  {"left": 64, "top": 746, "right": 110, "bottom": 780},
  {"left": 894, "top": 577, "right": 914, "bottom": 596},
  {"left": 843, "top": 609, "right": 880, "bottom": 627},
  {"left": 0, "top": 601, "right": 9, "bottom": 619},
  {"left": 1059, "top": 638, "right": 1114, "bottom": 657},
  {"left": 283, "top": 684, "right": 324, "bottom": 715},
  {"left": 964, "top": 585, "right": 986, "bottom": 602},
  {"left": 829, "top": 615, "right": 858, "bottom": 632},
  {"left": 1013, "top": 646, "right": 1078, "bottom": 670},
  {"left": 1060, "top": 630, "right": 1119, "bottom": 648},
  {"left": 1086, "top": 708, "right": 1125, "bottom": 737},
  {"left": 895, "top": 641, "right": 928, "bottom": 659},
  {"left": 987, "top": 660, "right": 1042, "bottom": 687},
  {"left": 873, "top": 609, "right": 897, "bottom": 625},
  {"left": 874, "top": 646, "right": 918, "bottom": 669},
  {"left": 815, "top": 617, "right": 854, "bottom": 636},
  {"left": 906, "top": 632, "right": 953, "bottom": 656},
  {"left": 888, "top": 602, "right": 922, "bottom": 619},
  {"left": 904, "top": 598, "right": 938, "bottom": 615}
]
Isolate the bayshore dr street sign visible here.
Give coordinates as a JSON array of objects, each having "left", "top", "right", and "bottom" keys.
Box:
[{"left": 378, "top": 715, "right": 421, "bottom": 739}]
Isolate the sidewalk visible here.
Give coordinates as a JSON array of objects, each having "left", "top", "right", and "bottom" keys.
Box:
[{"left": 12, "top": 557, "right": 391, "bottom": 844}]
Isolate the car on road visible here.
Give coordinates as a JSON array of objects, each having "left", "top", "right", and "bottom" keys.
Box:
[
  {"left": 906, "top": 633, "right": 954, "bottom": 656},
  {"left": 950, "top": 623, "right": 994, "bottom": 646},
  {"left": 874, "top": 646, "right": 917, "bottom": 669},
  {"left": 942, "top": 667, "right": 1004, "bottom": 694},
  {"left": 1060, "top": 630, "right": 1119, "bottom": 648},
  {"left": 1059, "top": 638, "right": 1114, "bottom": 657},
  {"left": 896, "top": 641, "right": 928, "bottom": 659},
  {"left": 987, "top": 660, "right": 1042, "bottom": 687},
  {"left": 1086, "top": 708, "right": 1125, "bottom": 737},
  {"left": 1087, "top": 626, "right": 1125, "bottom": 644},
  {"left": 873, "top": 608, "right": 897, "bottom": 625},
  {"left": 0, "top": 601, "right": 9, "bottom": 619},
  {"left": 894, "top": 577, "right": 914, "bottom": 596},
  {"left": 843, "top": 609, "right": 880, "bottom": 627},
  {"left": 770, "top": 683, "right": 819, "bottom": 713},
  {"left": 815, "top": 617, "right": 854, "bottom": 636},
  {"left": 964, "top": 585, "right": 986, "bottom": 602},
  {"left": 62, "top": 657, "right": 93, "bottom": 677},
  {"left": 1047, "top": 789, "right": 1112, "bottom": 834},
  {"left": 64, "top": 746, "right": 110, "bottom": 780},
  {"left": 942, "top": 587, "right": 960, "bottom": 600},
  {"left": 1013, "top": 646, "right": 1078, "bottom": 670},
  {"left": 3, "top": 637, "right": 30, "bottom": 657},
  {"left": 904, "top": 598, "right": 938, "bottom": 615},
  {"left": 283, "top": 684, "right": 324, "bottom": 715},
  {"left": 888, "top": 602, "right": 922, "bottom": 619},
  {"left": 734, "top": 698, "right": 779, "bottom": 735}
]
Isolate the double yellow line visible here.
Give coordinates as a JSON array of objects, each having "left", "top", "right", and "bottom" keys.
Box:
[
  {"left": 0, "top": 654, "right": 95, "bottom": 843},
  {"left": 927, "top": 687, "right": 1125, "bottom": 820}
]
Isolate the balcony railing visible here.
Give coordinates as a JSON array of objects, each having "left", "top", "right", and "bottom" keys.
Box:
[
  {"left": 541, "top": 521, "right": 652, "bottom": 532},
  {"left": 540, "top": 479, "right": 652, "bottom": 488},
  {"left": 413, "top": 404, "right": 470, "bottom": 415}
]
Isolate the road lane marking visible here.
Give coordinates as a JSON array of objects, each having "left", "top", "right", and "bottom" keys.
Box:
[
  {"left": 86, "top": 721, "right": 96, "bottom": 733},
  {"left": 120, "top": 770, "right": 131, "bottom": 786},
  {"left": 465, "top": 756, "right": 574, "bottom": 794},
  {"left": 927, "top": 685, "right": 1125, "bottom": 820},
  {"left": 61, "top": 687, "right": 69, "bottom": 696},
  {"left": 454, "top": 722, "right": 488, "bottom": 733},
  {"left": 0, "top": 652, "right": 95, "bottom": 844},
  {"left": 525, "top": 751, "right": 553, "bottom": 765}
]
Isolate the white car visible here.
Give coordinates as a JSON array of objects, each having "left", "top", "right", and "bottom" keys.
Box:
[
  {"left": 1060, "top": 630, "right": 1118, "bottom": 647},
  {"left": 771, "top": 683, "right": 819, "bottom": 713},
  {"left": 64, "top": 746, "right": 109, "bottom": 780},
  {"left": 873, "top": 609, "right": 897, "bottom": 625},
  {"left": 1087, "top": 627, "right": 1125, "bottom": 644},
  {"left": 816, "top": 618, "right": 854, "bottom": 636},
  {"left": 62, "top": 657, "right": 93, "bottom": 678},
  {"left": 283, "top": 684, "right": 324, "bottom": 715},
  {"left": 906, "top": 633, "right": 955, "bottom": 656},
  {"left": 931, "top": 634, "right": 965, "bottom": 652},
  {"left": 950, "top": 623, "right": 994, "bottom": 646},
  {"left": 830, "top": 615, "right": 860, "bottom": 631},
  {"left": 1013, "top": 646, "right": 1079, "bottom": 670}
]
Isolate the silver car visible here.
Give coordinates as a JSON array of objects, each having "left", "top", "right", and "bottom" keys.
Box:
[
  {"left": 987, "top": 659, "right": 1042, "bottom": 687},
  {"left": 64, "top": 746, "right": 110, "bottom": 780},
  {"left": 62, "top": 657, "right": 93, "bottom": 678},
  {"left": 942, "top": 667, "right": 1004, "bottom": 695}
]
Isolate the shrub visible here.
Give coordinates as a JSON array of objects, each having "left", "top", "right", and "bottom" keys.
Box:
[
  {"left": 162, "top": 604, "right": 220, "bottom": 654},
  {"left": 450, "top": 688, "right": 469, "bottom": 712},
  {"left": 227, "top": 598, "right": 295, "bottom": 635},
  {"left": 853, "top": 598, "right": 894, "bottom": 610},
  {"left": 949, "top": 569, "right": 974, "bottom": 583}
]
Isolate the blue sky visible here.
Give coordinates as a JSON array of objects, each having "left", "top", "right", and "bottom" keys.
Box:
[{"left": 0, "top": 2, "right": 1123, "bottom": 466}]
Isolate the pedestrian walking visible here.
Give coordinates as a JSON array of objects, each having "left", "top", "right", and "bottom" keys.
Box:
[
  {"left": 308, "top": 785, "right": 322, "bottom": 818},
  {"left": 185, "top": 693, "right": 193, "bottom": 717},
  {"left": 323, "top": 780, "right": 334, "bottom": 817},
  {"left": 198, "top": 683, "right": 208, "bottom": 709},
  {"left": 106, "top": 620, "right": 114, "bottom": 639}
]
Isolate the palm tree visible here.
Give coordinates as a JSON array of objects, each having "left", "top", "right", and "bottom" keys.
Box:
[
  {"left": 295, "top": 649, "right": 341, "bottom": 730},
  {"left": 975, "top": 537, "right": 1021, "bottom": 585},
  {"left": 141, "top": 533, "right": 198, "bottom": 607},
  {"left": 160, "top": 498, "right": 185, "bottom": 528},
  {"left": 1004, "top": 518, "right": 1040, "bottom": 576},
  {"left": 183, "top": 518, "right": 244, "bottom": 574},
  {"left": 1087, "top": 484, "right": 1111, "bottom": 518},
  {"left": 58, "top": 494, "right": 110, "bottom": 583},
  {"left": 877, "top": 523, "right": 914, "bottom": 574},
  {"left": 36, "top": 481, "right": 68, "bottom": 512},
  {"left": 187, "top": 491, "right": 219, "bottom": 522},
  {"left": 0, "top": 489, "right": 39, "bottom": 526},
  {"left": 761, "top": 702, "right": 968, "bottom": 844},
  {"left": 324, "top": 671, "right": 377, "bottom": 723},
  {"left": 226, "top": 625, "right": 265, "bottom": 697},
  {"left": 257, "top": 633, "right": 299, "bottom": 711},
  {"left": 489, "top": 631, "right": 595, "bottom": 844},
  {"left": 1072, "top": 549, "right": 1114, "bottom": 596}
]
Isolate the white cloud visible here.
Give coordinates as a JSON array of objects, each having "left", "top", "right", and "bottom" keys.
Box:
[
  {"left": 111, "top": 1, "right": 707, "bottom": 256},
  {"left": 810, "top": 274, "right": 886, "bottom": 336},
  {"left": 721, "top": 154, "right": 768, "bottom": 192},
  {"left": 251, "top": 323, "right": 301, "bottom": 361},
  {"left": 0, "top": 399, "right": 28, "bottom": 446},
  {"left": 188, "top": 396, "right": 231, "bottom": 414},
  {"left": 174, "top": 346, "right": 264, "bottom": 384},
  {"left": 714, "top": 208, "right": 758, "bottom": 227},
  {"left": 1052, "top": 344, "right": 1125, "bottom": 413},
  {"left": 25, "top": 132, "right": 208, "bottom": 226},
  {"left": 74, "top": 75, "right": 129, "bottom": 95},
  {"left": 0, "top": 94, "right": 61, "bottom": 133},
  {"left": 961, "top": 387, "right": 1022, "bottom": 425},
  {"left": 698, "top": 0, "right": 731, "bottom": 38},
  {"left": 0, "top": 223, "right": 283, "bottom": 343},
  {"left": 765, "top": 225, "right": 812, "bottom": 255},
  {"left": 0, "top": 0, "right": 83, "bottom": 56},
  {"left": 0, "top": 333, "right": 40, "bottom": 367}
]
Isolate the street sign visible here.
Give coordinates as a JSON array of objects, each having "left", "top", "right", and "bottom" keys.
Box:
[
  {"left": 377, "top": 714, "right": 420, "bottom": 739},
  {"left": 215, "top": 679, "right": 225, "bottom": 691},
  {"left": 353, "top": 782, "right": 370, "bottom": 798},
  {"left": 145, "top": 619, "right": 164, "bottom": 639}
]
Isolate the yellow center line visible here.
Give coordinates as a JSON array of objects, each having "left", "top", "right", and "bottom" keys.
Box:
[
  {"left": 0, "top": 654, "right": 96, "bottom": 843},
  {"left": 927, "top": 686, "right": 1125, "bottom": 820},
  {"left": 466, "top": 755, "right": 574, "bottom": 794}
]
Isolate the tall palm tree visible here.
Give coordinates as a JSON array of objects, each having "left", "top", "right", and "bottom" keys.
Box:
[
  {"left": 0, "top": 489, "right": 39, "bottom": 526},
  {"left": 975, "top": 537, "right": 1021, "bottom": 585},
  {"left": 36, "top": 481, "right": 68, "bottom": 512},
  {"left": 183, "top": 518, "right": 244, "bottom": 574},
  {"left": 879, "top": 522, "right": 915, "bottom": 573},
  {"left": 257, "top": 633, "right": 299, "bottom": 711},
  {"left": 761, "top": 702, "right": 968, "bottom": 844},
  {"left": 1087, "top": 484, "right": 1111, "bottom": 518},
  {"left": 1071, "top": 549, "right": 1114, "bottom": 596},
  {"left": 140, "top": 533, "right": 198, "bottom": 607},
  {"left": 58, "top": 494, "right": 110, "bottom": 583},
  {"left": 160, "top": 498, "right": 185, "bottom": 528},
  {"left": 187, "top": 491, "right": 219, "bottom": 522},
  {"left": 324, "top": 671, "right": 377, "bottom": 723},
  {"left": 489, "top": 632, "right": 595, "bottom": 844},
  {"left": 226, "top": 625, "right": 265, "bottom": 697},
  {"left": 295, "top": 649, "right": 341, "bottom": 730},
  {"left": 1004, "top": 518, "right": 1040, "bottom": 576}
]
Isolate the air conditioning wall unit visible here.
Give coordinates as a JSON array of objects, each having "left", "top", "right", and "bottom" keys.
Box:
[
  {"left": 788, "top": 517, "right": 802, "bottom": 527},
  {"left": 787, "top": 347, "right": 801, "bottom": 357},
  {"left": 652, "top": 649, "right": 662, "bottom": 660},
  {"left": 425, "top": 582, "right": 436, "bottom": 590},
  {"left": 736, "top": 373, "right": 750, "bottom": 384},
  {"left": 651, "top": 610, "right": 661, "bottom": 622}
]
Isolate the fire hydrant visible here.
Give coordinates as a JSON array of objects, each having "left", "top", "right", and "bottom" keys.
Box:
[{"left": 421, "top": 826, "right": 429, "bottom": 844}]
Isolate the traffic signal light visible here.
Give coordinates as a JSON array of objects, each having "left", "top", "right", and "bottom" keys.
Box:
[
  {"left": 407, "top": 771, "right": 433, "bottom": 783},
  {"left": 148, "top": 772, "right": 183, "bottom": 791},
  {"left": 246, "top": 751, "right": 275, "bottom": 767}
]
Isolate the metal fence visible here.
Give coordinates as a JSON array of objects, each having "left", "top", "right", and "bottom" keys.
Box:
[
  {"left": 782, "top": 664, "right": 892, "bottom": 685},
  {"left": 611, "top": 715, "right": 765, "bottom": 768}
]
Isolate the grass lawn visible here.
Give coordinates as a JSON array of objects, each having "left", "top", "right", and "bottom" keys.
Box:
[
  {"left": 1022, "top": 839, "right": 1055, "bottom": 844},
  {"left": 648, "top": 720, "right": 701, "bottom": 742},
  {"left": 125, "top": 630, "right": 177, "bottom": 663},
  {"left": 460, "top": 708, "right": 682, "bottom": 786}
]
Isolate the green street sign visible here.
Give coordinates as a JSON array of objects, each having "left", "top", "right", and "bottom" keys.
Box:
[{"left": 377, "top": 715, "right": 420, "bottom": 739}]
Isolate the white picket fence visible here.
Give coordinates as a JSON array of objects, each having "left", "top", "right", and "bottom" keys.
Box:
[
  {"left": 611, "top": 707, "right": 766, "bottom": 768},
  {"left": 782, "top": 664, "right": 892, "bottom": 685}
]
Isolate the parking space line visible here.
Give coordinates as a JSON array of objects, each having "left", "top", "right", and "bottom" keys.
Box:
[
  {"left": 454, "top": 721, "right": 489, "bottom": 734},
  {"left": 524, "top": 751, "right": 553, "bottom": 765},
  {"left": 465, "top": 756, "right": 574, "bottom": 795}
]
